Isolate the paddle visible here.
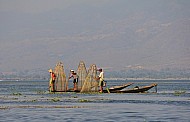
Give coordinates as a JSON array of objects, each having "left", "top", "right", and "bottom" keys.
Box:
[
  {"left": 106, "top": 87, "right": 110, "bottom": 93},
  {"left": 155, "top": 85, "right": 157, "bottom": 93}
]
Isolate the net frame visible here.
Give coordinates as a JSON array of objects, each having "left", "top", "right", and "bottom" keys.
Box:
[
  {"left": 77, "top": 61, "right": 87, "bottom": 90},
  {"left": 80, "top": 64, "right": 98, "bottom": 92},
  {"left": 54, "top": 62, "right": 68, "bottom": 91}
]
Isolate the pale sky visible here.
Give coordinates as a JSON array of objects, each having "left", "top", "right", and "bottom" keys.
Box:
[{"left": 0, "top": 0, "right": 111, "bottom": 13}]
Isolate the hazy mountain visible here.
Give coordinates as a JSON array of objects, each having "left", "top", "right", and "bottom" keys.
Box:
[{"left": 0, "top": 0, "right": 190, "bottom": 72}]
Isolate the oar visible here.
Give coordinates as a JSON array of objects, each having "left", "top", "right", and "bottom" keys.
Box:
[
  {"left": 106, "top": 87, "right": 110, "bottom": 93},
  {"left": 155, "top": 85, "right": 157, "bottom": 93}
]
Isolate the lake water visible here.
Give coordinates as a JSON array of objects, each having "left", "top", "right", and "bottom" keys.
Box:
[{"left": 0, "top": 80, "right": 189, "bottom": 122}]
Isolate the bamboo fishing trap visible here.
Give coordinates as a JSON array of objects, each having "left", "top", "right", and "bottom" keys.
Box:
[{"left": 52, "top": 61, "right": 98, "bottom": 93}]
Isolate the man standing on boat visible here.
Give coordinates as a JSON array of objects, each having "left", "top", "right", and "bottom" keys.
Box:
[
  {"left": 69, "top": 70, "right": 79, "bottom": 91},
  {"left": 96, "top": 68, "right": 104, "bottom": 93},
  {"left": 48, "top": 69, "right": 56, "bottom": 92}
]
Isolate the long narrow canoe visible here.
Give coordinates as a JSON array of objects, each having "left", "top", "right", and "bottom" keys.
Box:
[
  {"left": 50, "top": 83, "right": 157, "bottom": 93},
  {"left": 103, "top": 82, "right": 133, "bottom": 93},
  {"left": 51, "top": 82, "right": 133, "bottom": 93},
  {"left": 117, "top": 83, "right": 157, "bottom": 93}
]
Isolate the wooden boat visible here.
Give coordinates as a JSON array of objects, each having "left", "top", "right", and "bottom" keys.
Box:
[
  {"left": 103, "top": 82, "right": 133, "bottom": 93},
  {"left": 50, "top": 83, "right": 157, "bottom": 93},
  {"left": 115, "top": 83, "right": 157, "bottom": 93},
  {"left": 51, "top": 83, "right": 134, "bottom": 93}
]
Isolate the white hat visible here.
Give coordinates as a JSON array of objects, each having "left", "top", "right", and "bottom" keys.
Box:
[{"left": 70, "top": 70, "right": 74, "bottom": 72}]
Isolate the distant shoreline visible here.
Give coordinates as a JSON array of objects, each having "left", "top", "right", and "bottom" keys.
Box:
[
  {"left": 0, "top": 77, "right": 189, "bottom": 81},
  {"left": 105, "top": 78, "right": 190, "bottom": 81}
]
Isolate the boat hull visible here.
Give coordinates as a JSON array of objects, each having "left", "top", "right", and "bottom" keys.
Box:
[
  {"left": 50, "top": 83, "right": 157, "bottom": 93},
  {"left": 103, "top": 82, "right": 133, "bottom": 93},
  {"left": 117, "top": 83, "right": 157, "bottom": 93}
]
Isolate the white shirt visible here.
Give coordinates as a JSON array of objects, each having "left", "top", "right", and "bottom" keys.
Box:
[{"left": 99, "top": 71, "right": 104, "bottom": 81}]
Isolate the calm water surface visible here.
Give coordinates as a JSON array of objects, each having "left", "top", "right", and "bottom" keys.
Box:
[{"left": 0, "top": 80, "right": 189, "bottom": 122}]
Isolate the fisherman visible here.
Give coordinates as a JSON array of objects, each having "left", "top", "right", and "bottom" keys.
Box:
[
  {"left": 69, "top": 70, "right": 79, "bottom": 91},
  {"left": 96, "top": 68, "right": 104, "bottom": 93},
  {"left": 48, "top": 69, "right": 56, "bottom": 92}
]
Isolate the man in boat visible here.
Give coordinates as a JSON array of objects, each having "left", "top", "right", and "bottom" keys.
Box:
[
  {"left": 69, "top": 70, "right": 79, "bottom": 91},
  {"left": 96, "top": 68, "right": 104, "bottom": 93},
  {"left": 48, "top": 69, "right": 56, "bottom": 92}
]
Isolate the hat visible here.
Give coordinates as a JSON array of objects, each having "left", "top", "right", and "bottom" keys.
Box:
[
  {"left": 98, "top": 68, "right": 102, "bottom": 71},
  {"left": 48, "top": 69, "right": 53, "bottom": 73},
  {"left": 70, "top": 70, "right": 74, "bottom": 72}
]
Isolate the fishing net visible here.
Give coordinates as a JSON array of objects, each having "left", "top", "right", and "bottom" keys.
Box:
[
  {"left": 54, "top": 62, "right": 68, "bottom": 91},
  {"left": 80, "top": 64, "right": 98, "bottom": 93},
  {"left": 77, "top": 61, "right": 87, "bottom": 90}
]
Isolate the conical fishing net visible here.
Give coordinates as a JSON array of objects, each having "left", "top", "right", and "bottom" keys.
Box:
[
  {"left": 54, "top": 62, "right": 68, "bottom": 91},
  {"left": 77, "top": 61, "right": 87, "bottom": 90},
  {"left": 80, "top": 64, "right": 98, "bottom": 92}
]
